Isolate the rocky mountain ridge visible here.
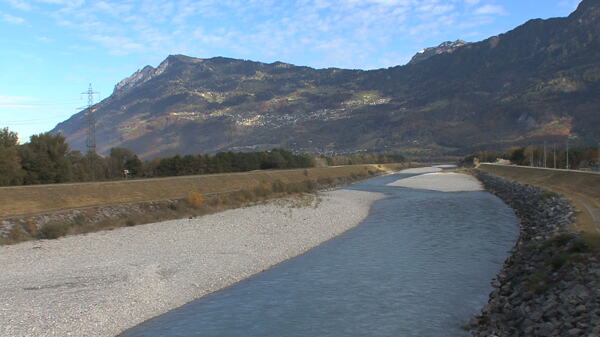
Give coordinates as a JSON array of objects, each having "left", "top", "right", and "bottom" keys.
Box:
[
  {"left": 113, "top": 59, "right": 170, "bottom": 94},
  {"left": 408, "top": 40, "right": 469, "bottom": 65},
  {"left": 52, "top": 0, "right": 600, "bottom": 159}
]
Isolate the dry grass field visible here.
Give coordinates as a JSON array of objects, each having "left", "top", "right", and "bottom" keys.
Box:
[
  {"left": 0, "top": 163, "right": 408, "bottom": 218},
  {"left": 478, "top": 164, "right": 600, "bottom": 246}
]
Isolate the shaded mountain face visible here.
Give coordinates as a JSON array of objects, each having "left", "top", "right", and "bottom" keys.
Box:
[{"left": 53, "top": 0, "right": 600, "bottom": 159}]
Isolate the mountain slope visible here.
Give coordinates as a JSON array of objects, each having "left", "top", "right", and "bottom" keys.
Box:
[{"left": 53, "top": 0, "right": 600, "bottom": 159}]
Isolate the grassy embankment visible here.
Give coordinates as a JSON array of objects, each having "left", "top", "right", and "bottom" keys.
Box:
[
  {"left": 478, "top": 164, "right": 600, "bottom": 247},
  {"left": 0, "top": 163, "right": 410, "bottom": 244}
]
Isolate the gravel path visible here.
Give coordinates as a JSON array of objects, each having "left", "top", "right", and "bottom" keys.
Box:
[
  {"left": 387, "top": 172, "right": 484, "bottom": 192},
  {"left": 0, "top": 190, "right": 382, "bottom": 337}
]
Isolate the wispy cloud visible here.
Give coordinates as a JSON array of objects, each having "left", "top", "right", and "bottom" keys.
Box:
[
  {"left": 464, "top": 0, "right": 481, "bottom": 6},
  {"left": 0, "top": 95, "right": 42, "bottom": 109},
  {"left": 0, "top": 95, "right": 79, "bottom": 110},
  {"left": 27, "top": 0, "right": 511, "bottom": 68},
  {"left": 0, "top": 11, "right": 25, "bottom": 24},
  {"left": 6, "top": 0, "right": 33, "bottom": 11},
  {"left": 474, "top": 4, "right": 507, "bottom": 15}
]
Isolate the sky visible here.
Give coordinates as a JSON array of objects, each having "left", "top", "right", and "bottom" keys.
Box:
[{"left": 0, "top": 0, "right": 582, "bottom": 142}]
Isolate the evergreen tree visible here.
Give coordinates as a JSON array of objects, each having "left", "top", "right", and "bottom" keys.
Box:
[
  {"left": 19, "top": 133, "right": 73, "bottom": 184},
  {"left": 0, "top": 128, "right": 25, "bottom": 186}
]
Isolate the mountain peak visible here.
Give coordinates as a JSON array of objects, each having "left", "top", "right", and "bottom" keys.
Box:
[
  {"left": 570, "top": 0, "right": 600, "bottom": 22},
  {"left": 575, "top": 0, "right": 600, "bottom": 12},
  {"left": 113, "top": 65, "right": 156, "bottom": 94},
  {"left": 408, "top": 40, "right": 469, "bottom": 65},
  {"left": 113, "top": 57, "right": 176, "bottom": 94}
]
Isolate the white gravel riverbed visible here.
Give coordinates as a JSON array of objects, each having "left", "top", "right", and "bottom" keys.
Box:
[{"left": 0, "top": 190, "right": 383, "bottom": 337}]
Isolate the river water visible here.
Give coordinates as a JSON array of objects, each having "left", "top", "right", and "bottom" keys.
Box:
[{"left": 119, "top": 172, "right": 519, "bottom": 337}]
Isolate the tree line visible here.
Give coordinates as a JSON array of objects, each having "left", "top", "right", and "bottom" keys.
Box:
[
  {"left": 0, "top": 128, "right": 405, "bottom": 187},
  {"left": 322, "top": 153, "right": 406, "bottom": 166}
]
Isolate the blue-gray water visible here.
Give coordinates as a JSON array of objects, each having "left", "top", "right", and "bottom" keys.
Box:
[{"left": 120, "top": 173, "right": 519, "bottom": 337}]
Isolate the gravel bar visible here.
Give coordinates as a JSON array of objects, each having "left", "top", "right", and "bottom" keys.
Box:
[
  {"left": 387, "top": 172, "right": 484, "bottom": 192},
  {"left": 0, "top": 190, "right": 383, "bottom": 337}
]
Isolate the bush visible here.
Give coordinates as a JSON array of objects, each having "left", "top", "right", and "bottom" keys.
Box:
[
  {"left": 224, "top": 190, "right": 249, "bottom": 204},
  {"left": 37, "top": 223, "right": 69, "bottom": 240},
  {"left": 541, "top": 190, "right": 560, "bottom": 201},
  {"left": 567, "top": 239, "right": 589, "bottom": 253},
  {"left": 548, "top": 254, "right": 568, "bottom": 271},
  {"left": 253, "top": 183, "right": 272, "bottom": 197},
  {"left": 187, "top": 191, "right": 205, "bottom": 208},
  {"left": 72, "top": 214, "right": 87, "bottom": 227},
  {"left": 272, "top": 179, "right": 285, "bottom": 193},
  {"left": 234, "top": 189, "right": 254, "bottom": 202},
  {"left": 208, "top": 195, "right": 222, "bottom": 207},
  {"left": 317, "top": 177, "right": 334, "bottom": 187}
]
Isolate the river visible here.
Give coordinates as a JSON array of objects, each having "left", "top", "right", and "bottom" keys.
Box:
[{"left": 119, "top": 171, "right": 519, "bottom": 337}]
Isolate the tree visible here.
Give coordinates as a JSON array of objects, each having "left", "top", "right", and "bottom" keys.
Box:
[
  {"left": 108, "top": 147, "right": 136, "bottom": 178},
  {"left": 19, "top": 133, "right": 73, "bottom": 184},
  {"left": 0, "top": 127, "right": 19, "bottom": 147},
  {"left": 0, "top": 128, "right": 25, "bottom": 186},
  {"left": 262, "top": 150, "right": 287, "bottom": 169},
  {"left": 124, "top": 155, "right": 143, "bottom": 177},
  {"left": 69, "top": 151, "right": 109, "bottom": 181},
  {"left": 510, "top": 147, "right": 526, "bottom": 165}
]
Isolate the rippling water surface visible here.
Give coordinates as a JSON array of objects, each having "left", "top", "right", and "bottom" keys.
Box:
[{"left": 120, "top": 172, "right": 519, "bottom": 337}]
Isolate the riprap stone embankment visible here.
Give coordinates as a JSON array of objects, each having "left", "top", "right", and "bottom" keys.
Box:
[{"left": 470, "top": 172, "right": 600, "bottom": 337}]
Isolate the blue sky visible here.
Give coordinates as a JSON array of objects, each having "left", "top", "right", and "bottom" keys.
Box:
[{"left": 0, "top": 0, "right": 581, "bottom": 142}]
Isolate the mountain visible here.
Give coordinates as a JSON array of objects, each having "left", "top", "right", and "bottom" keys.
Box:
[
  {"left": 52, "top": 0, "right": 600, "bottom": 159},
  {"left": 408, "top": 40, "right": 469, "bottom": 65}
]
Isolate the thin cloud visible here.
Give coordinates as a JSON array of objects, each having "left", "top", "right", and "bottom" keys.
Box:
[
  {"left": 32, "top": 0, "right": 511, "bottom": 69},
  {"left": 474, "top": 4, "right": 507, "bottom": 15},
  {"left": 0, "top": 95, "right": 42, "bottom": 104},
  {"left": 1, "top": 11, "right": 26, "bottom": 24},
  {"left": 6, "top": 0, "right": 33, "bottom": 11}
]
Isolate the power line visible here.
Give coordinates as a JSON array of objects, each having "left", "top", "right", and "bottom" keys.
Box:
[
  {"left": 80, "top": 84, "right": 99, "bottom": 155},
  {"left": 80, "top": 83, "right": 99, "bottom": 180},
  {"left": 543, "top": 141, "right": 547, "bottom": 168},
  {"left": 553, "top": 143, "right": 557, "bottom": 169}
]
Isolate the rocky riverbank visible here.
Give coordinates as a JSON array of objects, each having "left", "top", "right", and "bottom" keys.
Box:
[{"left": 469, "top": 171, "right": 600, "bottom": 337}]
